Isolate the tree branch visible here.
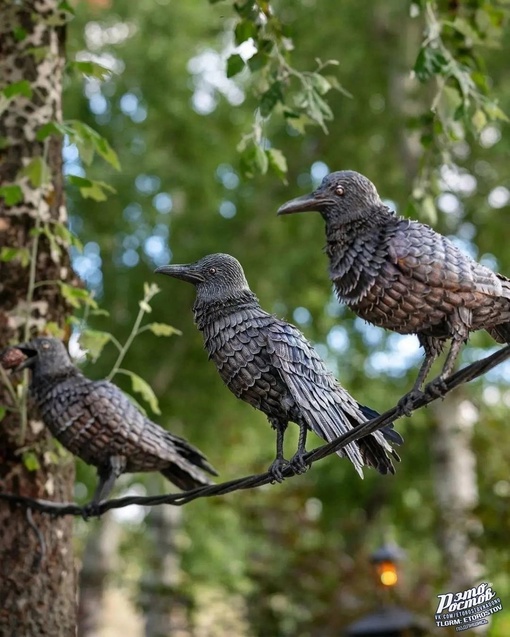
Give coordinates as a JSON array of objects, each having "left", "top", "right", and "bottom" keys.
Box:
[{"left": 1, "top": 345, "right": 509, "bottom": 518}]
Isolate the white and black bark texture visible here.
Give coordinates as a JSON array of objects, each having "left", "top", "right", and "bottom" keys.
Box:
[
  {"left": 431, "top": 393, "right": 488, "bottom": 635},
  {"left": 0, "top": 1, "right": 76, "bottom": 634}
]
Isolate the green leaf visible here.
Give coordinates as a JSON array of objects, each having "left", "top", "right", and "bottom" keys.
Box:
[
  {"left": 3, "top": 80, "right": 32, "bottom": 99},
  {"left": 64, "top": 120, "right": 120, "bottom": 170},
  {"left": 122, "top": 370, "right": 161, "bottom": 415},
  {"left": 226, "top": 54, "right": 245, "bottom": 78},
  {"left": 51, "top": 220, "right": 83, "bottom": 251},
  {"left": 414, "top": 47, "right": 448, "bottom": 83},
  {"left": 68, "top": 175, "right": 116, "bottom": 202},
  {"left": 266, "top": 148, "right": 288, "bottom": 181},
  {"left": 239, "top": 143, "right": 268, "bottom": 178},
  {"left": 233, "top": 0, "right": 258, "bottom": 19},
  {"left": 0, "top": 246, "right": 30, "bottom": 267},
  {"left": 483, "top": 102, "right": 509, "bottom": 122},
  {"left": 19, "top": 157, "right": 50, "bottom": 188},
  {"left": 25, "top": 46, "right": 51, "bottom": 63},
  {"left": 472, "top": 109, "right": 487, "bottom": 132},
  {"left": 70, "top": 60, "right": 113, "bottom": 81},
  {"left": 36, "top": 122, "right": 63, "bottom": 141},
  {"left": 146, "top": 322, "right": 182, "bottom": 337},
  {"left": 13, "top": 27, "right": 27, "bottom": 41},
  {"left": 90, "top": 308, "right": 110, "bottom": 317},
  {"left": 0, "top": 406, "right": 6, "bottom": 422},
  {"left": 451, "top": 17, "right": 481, "bottom": 43},
  {"left": 80, "top": 330, "right": 112, "bottom": 362},
  {"left": 259, "top": 82, "right": 282, "bottom": 117},
  {"left": 44, "top": 322, "right": 66, "bottom": 338},
  {"left": 234, "top": 19, "right": 258, "bottom": 45},
  {"left": 248, "top": 51, "right": 270, "bottom": 72},
  {"left": 310, "top": 73, "right": 331, "bottom": 96},
  {"left": 93, "top": 135, "right": 121, "bottom": 171},
  {"left": 22, "top": 452, "right": 40, "bottom": 472},
  {"left": 0, "top": 184, "right": 23, "bottom": 205},
  {"left": 284, "top": 112, "right": 312, "bottom": 135},
  {"left": 60, "top": 283, "right": 97, "bottom": 310}
]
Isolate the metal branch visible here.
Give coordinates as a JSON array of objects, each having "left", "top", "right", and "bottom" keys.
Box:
[{"left": 1, "top": 345, "right": 509, "bottom": 518}]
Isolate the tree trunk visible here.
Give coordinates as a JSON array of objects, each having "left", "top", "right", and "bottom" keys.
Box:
[
  {"left": 431, "top": 393, "right": 488, "bottom": 635},
  {"left": 78, "top": 515, "right": 120, "bottom": 637},
  {"left": 0, "top": 1, "right": 77, "bottom": 634},
  {"left": 140, "top": 504, "right": 192, "bottom": 637}
]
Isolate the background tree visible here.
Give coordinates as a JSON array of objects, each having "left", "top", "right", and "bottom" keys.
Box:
[{"left": 0, "top": 1, "right": 77, "bottom": 634}]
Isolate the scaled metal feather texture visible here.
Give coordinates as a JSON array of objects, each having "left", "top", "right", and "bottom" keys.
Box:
[
  {"left": 156, "top": 253, "right": 402, "bottom": 482},
  {"left": 278, "top": 170, "right": 510, "bottom": 410},
  {"left": 11, "top": 338, "right": 217, "bottom": 508}
]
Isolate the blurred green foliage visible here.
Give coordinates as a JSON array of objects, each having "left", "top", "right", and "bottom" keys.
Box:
[{"left": 62, "top": 0, "right": 510, "bottom": 634}]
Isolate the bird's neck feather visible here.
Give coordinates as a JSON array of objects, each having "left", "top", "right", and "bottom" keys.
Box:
[
  {"left": 193, "top": 289, "right": 261, "bottom": 330},
  {"left": 31, "top": 364, "right": 82, "bottom": 390},
  {"left": 325, "top": 205, "right": 398, "bottom": 302}
]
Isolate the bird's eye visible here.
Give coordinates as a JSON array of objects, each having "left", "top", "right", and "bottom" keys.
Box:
[
  {"left": 208, "top": 267, "right": 217, "bottom": 275},
  {"left": 335, "top": 185, "right": 345, "bottom": 196},
  {"left": 42, "top": 341, "right": 50, "bottom": 349}
]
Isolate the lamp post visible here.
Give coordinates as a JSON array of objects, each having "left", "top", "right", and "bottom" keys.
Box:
[{"left": 344, "top": 543, "right": 429, "bottom": 637}]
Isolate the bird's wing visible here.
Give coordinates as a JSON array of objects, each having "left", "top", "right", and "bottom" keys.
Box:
[
  {"left": 86, "top": 381, "right": 216, "bottom": 477},
  {"left": 265, "top": 320, "right": 391, "bottom": 474},
  {"left": 389, "top": 220, "right": 504, "bottom": 299}
]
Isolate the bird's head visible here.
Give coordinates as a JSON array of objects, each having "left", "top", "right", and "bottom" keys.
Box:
[
  {"left": 13, "top": 337, "right": 72, "bottom": 376},
  {"left": 277, "top": 170, "right": 382, "bottom": 226},
  {"left": 155, "top": 253, "right": 251, "bottom": 304}
]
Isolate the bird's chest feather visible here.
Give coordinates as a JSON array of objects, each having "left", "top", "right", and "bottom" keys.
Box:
[{"left": 201, "top": 312, "right": 289, "bottom": 415}]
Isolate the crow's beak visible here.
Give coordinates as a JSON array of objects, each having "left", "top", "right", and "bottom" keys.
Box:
[
  {"left": 277, "top": 192, "right": 326, "bottom": 215},
  {"left": 13, "top": 345, "right": 38, "bottom": 371},
  {"left": 155, "top": 264, "right": 205, "bottom": 285}
]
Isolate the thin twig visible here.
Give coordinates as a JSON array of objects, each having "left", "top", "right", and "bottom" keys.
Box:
[
  {"left": 26, "top": 508, "right": 46, "bottom": 570},
  {"left": 1, "top": 345, "right": 509, "bottom": 518}
]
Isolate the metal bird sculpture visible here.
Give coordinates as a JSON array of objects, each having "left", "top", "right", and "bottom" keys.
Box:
[
  {"left": 278, "top": 169, "right": 510, "bottom": 413},
  {"left": 156, "top": 253, "right": 401, "bottom": 482},
  {"left": 6, "top": 337, "right": 217, "bottom": 513}
]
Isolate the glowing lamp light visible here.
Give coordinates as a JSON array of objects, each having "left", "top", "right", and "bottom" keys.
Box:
[
  {"left": 370, "top": 543, "right": 404, "bottom": 589},
  {"left": 376, "top": 561, "right": 398, "bottom": 587}
]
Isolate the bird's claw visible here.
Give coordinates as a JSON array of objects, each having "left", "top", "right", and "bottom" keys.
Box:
[
  {"left": 424, "top": 377, "right": 448, "bottom": 399},
  {"left": 289, "top": 451, "right": 310, "bottom": 475},
  {"left": 81, "top": 501, "right": 101, "bottom": 521},
  {"left": 397, "top": 389, "right": 424, "bottom": 417},
  {"left": 268, "top": 458, "right": 290, "bottom": 483}
]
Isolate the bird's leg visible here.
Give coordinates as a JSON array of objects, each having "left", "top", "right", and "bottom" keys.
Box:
[
  {"left": 289, "top": 420, "right": 310, "bottom": 475},
  {"left": 397, "top": 335, "right": 443, "bottom": 417},
  {"left": 82, "top": 456, "right": 126, "bottom": 520},
  {"left": 267, "top": 420, "right": 290, "bottom": 483},
  {"left": 424, "top": 309, "right": 471, "bottom": 399},
  {"left": 424, "top": 337, "right": 465, "bottom": 399}
]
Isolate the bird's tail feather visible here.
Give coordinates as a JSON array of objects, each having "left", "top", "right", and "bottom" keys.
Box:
[
  {"left": 159, "top": 431, "right": 218, "bottom": 491},
  {"left": 163, "top": 430, "right": 218, "bottom": 476},
  {"left": 346, "top": 404, "right": 402, "bottom": 476},
  {"left": 487, "top": 322, "right": 510, "bottom": 344},
  {"left": 488, "top": 276, "right": 510, "bottom": 343},
  {"left": 304, "top": 401, "right": 402, "bottom": 477},
  {"left": 358, "top": 404, "right": 404, "bottom": 445},
  {"left": 160, "top": 463, "right": 213, "bottom": 491}
]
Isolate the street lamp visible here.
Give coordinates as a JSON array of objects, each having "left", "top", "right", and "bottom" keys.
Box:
[
  {"left": 344, "top": 543, "right": 429, "bottom": 637},
  {"left": 370, "top": 544, "right": 405, "bottom": 589}
]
